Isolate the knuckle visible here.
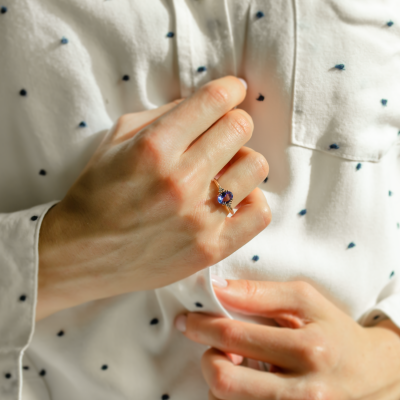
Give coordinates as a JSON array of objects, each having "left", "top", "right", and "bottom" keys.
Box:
[
  {"left": 218, "top": 323, "right": 243, "bottom": 349},
  {"left": 248, "top": 152, "right": 269, "bottom": 180},
  {"left": 139, "top": 134, "right": 163, "bottom": 165},
  {"left": 296, "top": 330, "right": 331, "bottom": 370},
  {"left": 209, "top": 364, "right": 232, "bottom": 399},
  {"left": 226, "top": 110, "right": 253, "bottom": 140},
  {"left": 291, "top": 281, "right": 316, "bottom": 301},
  {"left": 165, "top": 175, "right": 187, "bottom": 205},
  {"left": 302, "top": 382, "right": 332, "bottom": 400},
  {"left": 116, "top": 113, "right": 131, "bottom": 128},
  {"left": 259, "top": 204, "right": 272, "bottom": 229},
  {"left": 242, "top": 279, "right": 260, "bottom": 301},
  {"left": 193, "top": 236, "right": 220, "bottom": 266},
  {"left": 203, "top": 83, "right": 231, "bottom": 108}
]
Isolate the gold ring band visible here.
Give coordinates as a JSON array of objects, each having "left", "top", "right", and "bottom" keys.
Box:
[{"left": 213, "top": 178, "right": 234, "bottom": 215}]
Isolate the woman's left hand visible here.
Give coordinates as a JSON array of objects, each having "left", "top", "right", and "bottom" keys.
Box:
[{"left": 175, "top": 279, "right": 400, "bottom": 399}]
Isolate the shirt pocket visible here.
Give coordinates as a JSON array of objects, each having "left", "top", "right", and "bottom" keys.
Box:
[{"left": 292, "top": 0, "right": 400, "bottom": 162}]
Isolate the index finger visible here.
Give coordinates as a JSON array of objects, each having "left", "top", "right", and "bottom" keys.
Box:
[
  {"left": 214, "top": 280, "right": 332, "bottom": 325},
  {"left": 144, "top": 76, "right": 247, "bottom": 154}
]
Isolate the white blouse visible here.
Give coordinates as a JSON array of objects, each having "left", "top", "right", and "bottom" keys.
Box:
[{"left": 1, "top": 1, "right": 400, "bottom": 399}]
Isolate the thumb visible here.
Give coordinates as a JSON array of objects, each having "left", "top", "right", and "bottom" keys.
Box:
[{"left": 106, "top": 99, "right": 184, "bottom": 144}]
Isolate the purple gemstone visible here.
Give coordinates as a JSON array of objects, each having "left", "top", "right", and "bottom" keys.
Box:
[{"left": 218, "top": 190, "right": 233, "bottom": 205}]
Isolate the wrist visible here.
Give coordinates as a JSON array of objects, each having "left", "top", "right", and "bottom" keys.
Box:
[
  {"left": 360, "top": 322, "right": 400, "bottom": 399},
  {"left": 37, "top": 201, "right": 95, "bottom": 320}
]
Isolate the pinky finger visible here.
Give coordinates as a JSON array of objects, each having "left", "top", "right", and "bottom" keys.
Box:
[{"left": 219, "top": 187, "right": 271, "bottom": 259}]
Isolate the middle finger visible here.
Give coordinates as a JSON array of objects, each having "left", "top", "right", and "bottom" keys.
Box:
[
  {"left": 183, "top": 313, "right": 307, "bottom": 372},
  {"left": 180, "top": 109, "right": 254, "bottom": 184}
]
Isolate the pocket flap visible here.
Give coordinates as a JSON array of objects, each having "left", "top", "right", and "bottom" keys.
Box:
[{"left": 292, "top": 0, "right": 400, "bottom": 162}]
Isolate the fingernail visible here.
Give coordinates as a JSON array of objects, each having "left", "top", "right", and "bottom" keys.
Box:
[
  {"left": 175, "top": 315, "right": 187, "bottom": 332},
  {"left": 238, "top": 78, "right": 248, "bottom": 90},
  {"left": 226, "top": 353, "right": 244, "bottom": 365},
  {"left": 211, "top": 274, "right": 228, "bottom": 288}
]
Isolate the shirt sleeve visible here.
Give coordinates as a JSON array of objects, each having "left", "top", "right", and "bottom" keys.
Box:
[
  {"left": 0, "top": 200, "right": 59, "bottom": 400},
  {"left": 358, "top": 275, "right": 400, "bottom": 330}
]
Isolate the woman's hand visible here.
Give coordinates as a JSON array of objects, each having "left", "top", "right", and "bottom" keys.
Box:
[
  {"left": 176, "top": 279, "right": 400, "bottom": 400},
  {"left": 37, "top": 76, "right": 271, "bottom": 321}
]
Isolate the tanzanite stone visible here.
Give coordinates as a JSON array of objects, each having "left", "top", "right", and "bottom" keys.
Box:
[{"left": 218, "top": 190, "right": 233, "bottom": 205}]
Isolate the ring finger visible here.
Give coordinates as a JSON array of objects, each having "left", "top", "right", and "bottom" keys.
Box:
[{"left": 212, "top": 146, "right": 269, "bottom": 210}]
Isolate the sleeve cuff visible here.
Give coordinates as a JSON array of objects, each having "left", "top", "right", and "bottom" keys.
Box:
[
  {"left": 358, "top": 292, "right": 400, "bottom": 330},
  {"left": 0, "top": 200, "right": 59, "bottom": 400}
]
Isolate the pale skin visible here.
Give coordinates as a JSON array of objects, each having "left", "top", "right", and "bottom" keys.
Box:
[
  {"left": 175, "top": 279, "right": 400, "bottom": 400},
  {"left": 37, "top": 76, "right": 270, "bottom": 320},
  {"left": 37, "top": 75, "right": 400, "bottom": 398}
]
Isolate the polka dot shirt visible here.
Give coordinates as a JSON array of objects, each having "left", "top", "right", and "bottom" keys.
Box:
[{"left": 0, "top": 1, "right": 399, "bottom": 399}]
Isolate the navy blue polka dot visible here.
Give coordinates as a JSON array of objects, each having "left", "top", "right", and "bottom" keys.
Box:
[
  {"left": 329, "top": 143, "right": 339, "bottom": 150},
  {"left": 195, "top": 302, "right": 203, "bottom": 308},
  {"left": 166, "top": 32, "right": 174, "bottom": 38},
  {"left": 39, "top": 169, "right": 46, "bottom": 176},
  {"left": 79, "top": 121, "right": 87, "bottom": 128},
  {"left": 347, "top": 242, "right": 356, "bottom": 249},
  {"left": 19, "top": 295, "right": 27, "bottom": 301},
  {"left": 387, "top": 21, "right": 394, "bottom": 27},
  {"left": 60, "top": 37, "right": 68, "bottom": 45},
  {"left": 334, "top": 64, "right": 345, "bottom": 70},
  {"left": 20, "top": 89, "right": 27, "bottom": 96},
  {"left": 4, "top": 373, "right": 11, "bottom": 379},
  {"left": 39, "top": 370, "right": 46, "bottom": 377},
  {"left": 389, "top": 190, "right": 393, "bottom": 196},
  {"left": 101, "top": 365, "right": 108, "bottom": 370},
  {"left": 256, "top": 94, "right": 265, "bottom": 101},
  {"left": 390, "top": 271, "right": 395, "bottom": 278},
  {"left": 298, "top": 209, "right": 307, "bottom": 216},
  {"left": 23, "top": 366, "right": 29, "bottom": 370},
  {"left": 356, "top": 163, "right": 362, "bottom": 171},
  {"left": 31, "top": 216, "right": 38, "bottom": 221},
  {"left": 122, "top": 75, "right": 130, "bottom": 81},
  {"left": 197, "top": 66, "right": 207, "bottom": 73},
  {"left": 252, "top": 255, "right": 259, "bottom": 262},
  {"left": 161, "top": 395, "right": 170, "bottom": 400},
  {"left": 57, "top": 330, "right": 64, "bottom": 337},
  {"left": 381, "top": 99, "right": 388, "bottom": 106},
  {"left": 1, "top": 6, "right": 7, "bottom": 14},
  {"left": 150, "top": 318, "right": 159, "bottom": 325},
  {"left": 263, "top": 176, "right": 268, "bottom": 183},
  {"left": 256, "top": 11, "right": 265, "bottom": 19}
]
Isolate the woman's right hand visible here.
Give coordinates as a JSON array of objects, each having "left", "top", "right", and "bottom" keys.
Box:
[{"left": 37, "top": 76, "right": 271, "bottom": 321}]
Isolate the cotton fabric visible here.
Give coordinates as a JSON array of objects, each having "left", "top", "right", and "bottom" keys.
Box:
[{"left": 0, "top": 1, "right": 400, "bottom": 399}]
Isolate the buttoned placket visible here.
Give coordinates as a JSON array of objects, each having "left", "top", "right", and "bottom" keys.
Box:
[
  {"left": 167, "top": 0, "right": 271, "bottom": 373},
  {"left": 172, "top": 0, "right": 237, "bottom": 97}
]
